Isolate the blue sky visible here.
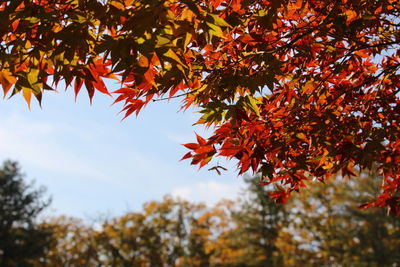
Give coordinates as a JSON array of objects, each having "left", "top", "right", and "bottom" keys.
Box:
[{"left": 0, "top": 85, "right": 245, "bottom": 219}]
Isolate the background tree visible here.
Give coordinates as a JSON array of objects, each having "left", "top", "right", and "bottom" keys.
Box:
[
  {"left": 0, "top": 160, "right": 52, "bottom": 266},
  {"left": 208, "top": 176, "right": 288, "bottom": 266},
  {"left": 0, "top": 0, "right": 399, "bottom": 212},
  {"left": 286, "top": 171, "right": 400, "bottom": 266},
  {"left": 92, "top": 196, "right": 210, "bottom": 266},
  {"left": 38, "top": 216, "right": 100, "bottom": 267},
  {"left": 234, "top": 176, "right": 288, "bottom": 266},
  {"left": 28, "top": 171, "right": 400, "bottom": 266},
  {"left": 96, "top": 212, "right": 152, "bottom": 266}
]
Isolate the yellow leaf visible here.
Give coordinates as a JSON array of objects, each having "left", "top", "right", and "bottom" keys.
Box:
[
  {"left": 156, "top": 36, "right": 171, "bottom": 47},
  {"left": 0, "top": 70, "right": 17, "bottom": 97},
  {"left": 210, "top": 14, "right": 231, "bottom": 28},
  {"left": 22, "top": 87, "right": 32, "bottom": 109},
  {"left": 207, "top": 22, "right": 224, "bottom": 38},
  {"left": 296, "top": 133, "right": 307, "bottom": 141},
  {"left": 164, "top": 49, "right": 185, "bottom": 67},
  {"left": 136, "top": 37, "right": 146, "bottom": 44},
  {"left": 25, "top": 40, "right": 32, "bottom": 49},
  {"left": 322, "top": 161, "right": 334, "bottom": 170},
  {"left": 184, "top": 32, "right": 192, "bottom": 51},
  {"left": 28, "top": 17, "right": 40, "bottom": 24},
  {"left": 318, "top": 149, "right": 329, "bottom": 167},
  {"left": 27, "top": 68, "right": 39, "bottom": 85},
  {"left": 244, "top": 95, "right": 261, "bottom": 116},
  {"left": 74, "top": 14, "right": 86, "bottom": 23},
  {"left": 181, "top": 8, "right": 195, "bottom": 22}
]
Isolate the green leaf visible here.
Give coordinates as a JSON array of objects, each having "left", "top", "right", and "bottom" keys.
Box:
[
  {"left": 244, "top": 95, "right": 261, "bottom": 116},
  {"left": 27, "top": 69, "right": 39, "bottom": 85},
  {"left": 210, "top": 14, "right": 232, "bottom": 28},
  {"left": 156, "top": 36, "right": 171, "bottom": 48},
  {"left": 206, "top": 22, "right": 224, "bottom": 38}
]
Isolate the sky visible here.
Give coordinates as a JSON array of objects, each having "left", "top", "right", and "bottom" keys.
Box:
[{"left": 0, "top": 84, "right": 246, "bottom": 219}]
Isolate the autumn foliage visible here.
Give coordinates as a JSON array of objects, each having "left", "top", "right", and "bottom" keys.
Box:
[
  {"left": 1, "top": 161, "right": 400, "bottom": 266},
  {"left": 29, "top": 175, "right": 400, "bottom": 266},
  {"left": 0, "top": 0, "right": 399, "bottom": 212}
]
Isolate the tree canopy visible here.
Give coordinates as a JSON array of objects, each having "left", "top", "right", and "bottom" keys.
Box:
[
  {"left": 0, "top": 0, "right": 399, "bottom": 212},
  {"left": 37, "top": 173, "right": 400, "bottom": 266},
  {"left": 0, "top": 160, "right": 52, "bottom": 266}
]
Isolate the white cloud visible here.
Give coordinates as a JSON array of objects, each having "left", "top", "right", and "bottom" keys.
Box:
[
  {"left": 172, "top": 181, "right": 243, "bottom": 205},
  {"left": 0, "top": 99, "right": 245, "bottom": 217},
  {"left": 163, "top": 131, "right": 193, "bottom": 144},
  {"left": 0, "top": 113, "right": 105, "bottom": 179}
]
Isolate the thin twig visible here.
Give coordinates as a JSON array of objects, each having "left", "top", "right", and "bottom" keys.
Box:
[{"left": 152, "top": 88, "right": 200, "bottom": 102}]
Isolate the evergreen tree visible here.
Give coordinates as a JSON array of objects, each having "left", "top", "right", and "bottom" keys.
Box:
[{"left": 0, "top": 160, "right": 52, "bottom": 266}]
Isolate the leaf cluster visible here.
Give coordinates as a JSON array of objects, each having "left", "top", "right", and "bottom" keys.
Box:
[{"left": 0, "top": 0, "right": 399, "bottom": 212}]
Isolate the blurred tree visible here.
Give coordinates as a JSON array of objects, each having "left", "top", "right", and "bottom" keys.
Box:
[
  {"left": 184, "top": 201, "right": 226, "bottom": 266},
  {"left": 288, "top": 171, "right": 400, "bottom": 266},
  {"left": 213, "top": 176, "right": 288, "bottom": 266},
  {"left": 26, "top": 171, "right": 400, "bottom": 266},
  {"left": 0, "top": 160, "right": 52, "bottom": 266},
  {"left": 141, "top": 196, "right": 190, "bottom": 266},
  {"left": 96, "top": 212, "right": 150, "bottom": 266},
  {"left": 38, "top": 216, "right": 100, "bottom": 267},
  {"left": 199, "top": 199, "right": 245, "bottom": 266},
  {"left": 95, "top": 196, "right": 207, "bottom": 266}
]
